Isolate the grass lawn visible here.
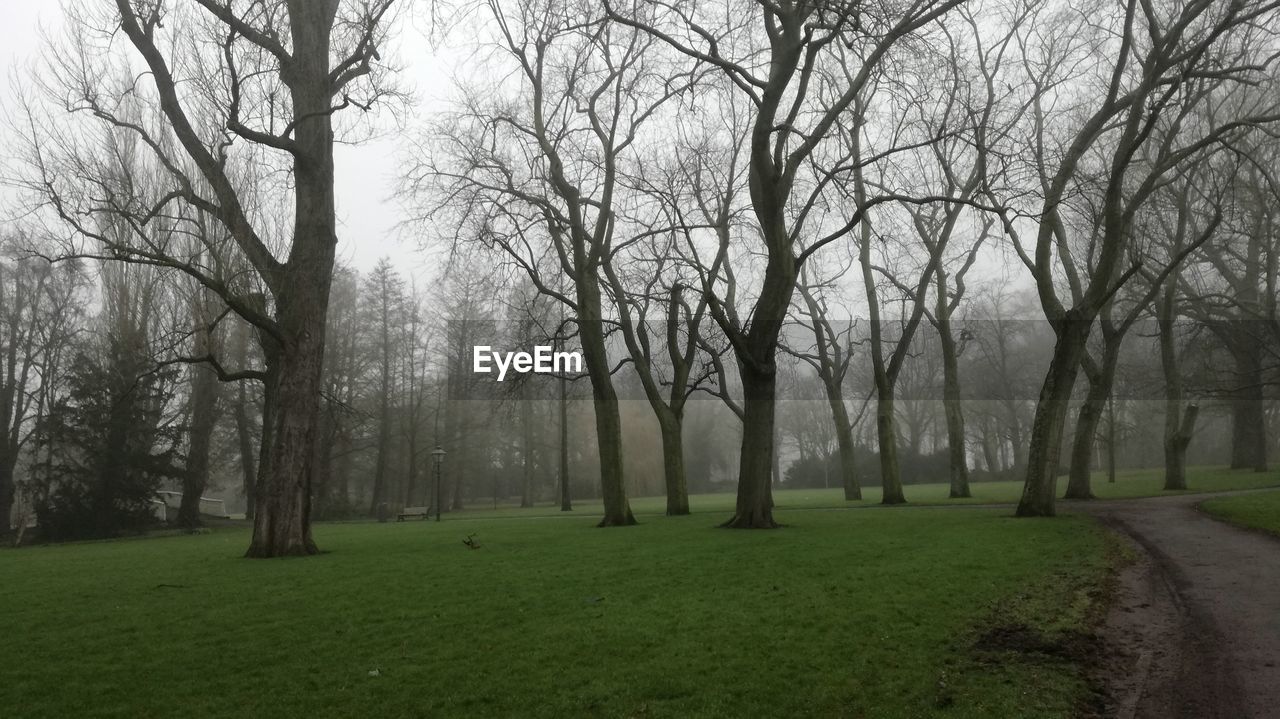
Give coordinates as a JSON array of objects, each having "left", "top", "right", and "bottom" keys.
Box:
[
  {"left": 1, "top": 509, "right": 1114, "bottom": 718},
  {"left": 1199, "top": 488, "right": 1280, "bottom": 538},
  {"left": 441, "top": 465, "right": 1280, "bottom": 521}
]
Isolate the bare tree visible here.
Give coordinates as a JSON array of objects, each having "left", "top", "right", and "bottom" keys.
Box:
[
  {"left": 0, "top": 244, "right": 88, "bottom": 534},
  {"left": 410, "top": 0, "right": 703, "bottom": 525},
  {"left": 16, "top": 0, "right": 401, "bottom": 555},
  {"left": 787, "top": 266, "right": 863, "bottom": 500},
  {"left": 609, "top": 0, "right": 967, "bottom": 527},
  {"left": 992, "top": 0, "right": 1280, "bottom": 516}
]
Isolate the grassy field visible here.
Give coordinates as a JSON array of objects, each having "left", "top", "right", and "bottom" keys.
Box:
[
  {"left": 0, "top": 509, "right": 1114, "bottom": 718},
  {"left": 1200, "top": 488, "right": 1280, "bottom": 538},
  {"left": 441, "top": 465, "right": 1280, "bottom": 521}
]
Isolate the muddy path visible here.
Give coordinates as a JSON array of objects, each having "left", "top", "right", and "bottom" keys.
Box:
[{"left": 1072, "top": 492, "right": 1280, "bottom": 719}]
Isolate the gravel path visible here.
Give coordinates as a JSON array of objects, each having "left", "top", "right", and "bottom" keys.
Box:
[{"left": 1074, "top": 491, "right": 1280, "bottom": 719}]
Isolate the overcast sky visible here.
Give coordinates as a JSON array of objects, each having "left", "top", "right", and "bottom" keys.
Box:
[{"left": 0, "top": 0, "right": 455, "bottom": 276}]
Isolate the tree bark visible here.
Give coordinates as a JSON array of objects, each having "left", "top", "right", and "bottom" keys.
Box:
[
  {"left": 1065, "top": 342, "right": 1122, "bottom": 500},
  {"left": 829, "top": 394, "right": 862, "bottom": 501},
  {"left": 244, "top": 1, "right": 341, "bottom": 556},
  {"left": 1164, "top": 404, "right": 1199, "bottom": 490},
  {"left": 720, "top": 254, "right": 793, "bottom": 529},
  {"left": 1160, "top": 290, "right": 1199, "bottom": 490},
  {"left": 1016, "top": 316, "right": 1090, "bottom": 517},
  {"left": 723, "top": 358, "right": 780, "bottom": 528},
  {"left": 876, "top": 392, "right": 907, "bottom": 505},
  {"left": 936, "top": 279, "right": 971, "bottom": 498},
  {"left": 1227, "top": 338, "right": 1267, "bottom": 471},
  {"left": 1065, "top": 384, "right": 1106, "bottom": 499},
  {"left": 657, "top": 411, "right": 690, "bottom": 515},
  {"left": 577, "top": 278, "right": 634, "bottom": 526}
]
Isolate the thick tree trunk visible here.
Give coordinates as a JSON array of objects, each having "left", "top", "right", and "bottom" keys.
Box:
[
  {"left": 656, "top": 411, "right": 690, "bottom": 515},
  {"left": 1017, "top": 316, "right": 1090, "bottom": 517},
  {"left": 1228, "top": 337, "right": 1267, "bottom": 471},
  {"left": 723, "top": 361, "right": 779, "bottom": 528},
  {"left": 877, "top": 392, "right": 906, "bottom": 505},
  {"left": 721, "top": 256, "right": 792, "bottom": 529},
  {"left": 577, "top": 280, "right": 634, "bottom": 526},
  {"left": 246, "top": 309, "right": 325, "bottom": 557},
  {"left": 245, "top": 6, "right": 337, "bottom": 557},
  {"left": 1229, "top": 398, "right": 1267, "bottom": 471}
]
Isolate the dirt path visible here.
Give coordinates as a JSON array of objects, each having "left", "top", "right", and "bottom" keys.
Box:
[{"left": 1073, "top": 492, "right": 1280, "bottom": 719}]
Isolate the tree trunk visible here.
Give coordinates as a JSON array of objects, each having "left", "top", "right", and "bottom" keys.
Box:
[
  {"left": 245, "top": 6, "right": 338, "bottom": 556},
  {"left": 237, "top": 2, "right": 350, "bottom": 556},
  {"left": 1066, "top": 342, "right": 1122, "bottom": 500},
  {"left": 828, "top": 394, "right": 861, "bottom": 500},
  {"left": 577, "top": 278, "right": 634, "bottom": 527},
  {"left": 1017, "top": 316, "right": 1090, "bottom": 517},
  {"left": 1228, "top": 339, "right": 1267, "bottom": 471},
  {"left": 1164, "top": 404, "right": 1199, "bottom": 490},
  {"left": 1065, "top": 387, "right": 1105, "bottom": 499},
  {"left": 939, "top": 336, "right": 970, "bottom": 498},
  {"left": 723, "top": 359, "right": 779, "bottom": 528},
  {"left": 876, "top": 392, "right": 907, "bottom": 505},
  {"left": 1106, "top": 400, "right": 1117, "bottom": 483},
  {"left": 935, "top": 259, "right": 971, "bottom": 499},
  {"left": 246, "top": 305, "right": 325, "bottom": 557},
  {"left": 559, "top": 370, "right": 572, "bottom": 512},
  {"left": 657, "top": 410, "right": 690, "bottom": 515}
]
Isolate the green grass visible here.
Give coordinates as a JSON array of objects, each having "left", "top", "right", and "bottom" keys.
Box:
[
  {"left": 0, "top": 509, "right": 1113, "bottom": 718},
  {"left": 1200, "top": 488, "right": 1280, "bottom": 538},
  {"left": 441, "top": 465, "right": 1280, "bottom": 521}
]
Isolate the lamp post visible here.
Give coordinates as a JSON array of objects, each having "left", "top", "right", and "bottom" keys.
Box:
[{"left": 431, "top": 446, "right": 446, "bottom": 522}]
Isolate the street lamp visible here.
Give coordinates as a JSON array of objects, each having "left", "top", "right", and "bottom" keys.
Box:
[{"left": 431, "top": 446, "right": 446, "bottom": 522}]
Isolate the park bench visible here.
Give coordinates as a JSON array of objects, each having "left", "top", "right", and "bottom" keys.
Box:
[{"left": 397, "top": 506, "right": 430, "bottom": 521}]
